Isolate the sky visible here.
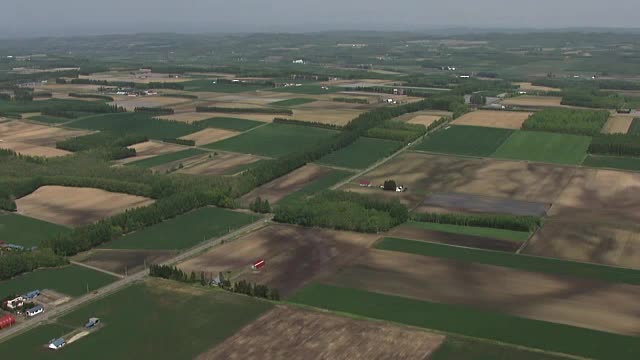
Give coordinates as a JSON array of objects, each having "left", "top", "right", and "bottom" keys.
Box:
[{"left": 2, "top": 0, "right": 640, "bottom": 37}]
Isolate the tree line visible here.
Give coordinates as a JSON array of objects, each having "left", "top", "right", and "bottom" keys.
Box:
[
  {"left": 134, "top": 107, "right": 175, "bottom": 115},
  {"left": 196, "top": 106, "right": 293, "bottom": 116},
  {"left": 411, "top": 212, "right": 541, "bottom": 232},
  {"left": 272, "top": 118, "right": 343, "bottom": 130},
  {"left": 588, "top": 134, "right": 640, "bottom": 157}
]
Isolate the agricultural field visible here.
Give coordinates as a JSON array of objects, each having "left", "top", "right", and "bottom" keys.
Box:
[
  {"left": 157, "top": 112, "right": 217, "bottom": 123},
  {"left": 15, "top": 186, "right": 154, "bottom": 227},
  {"left": 197, "top": 305, "right": 445, "bottom": 359},
  {"left": 0, "top": 120, "right": 91, "bottom": 157},
  {"left": 500, "top": 95, "right": 563, "bottom": 107},
  {"left": 290, "top": 108, "right": 363, "bottom": 126},
  {"left": 514, "top": 82, "right": 561, "bottom": 92},
  {"left": 28, "top": 115, "right": 72, "bottom": 124},
  {"left": 0, "top": 279, "right": 272, "bottom": 360},
  {"left": 109, "top": 96, "right": 192, "bottom": 111},
  {"left": 182, "top": 80, "right": 270, "bottom": 92},
  {"left": 432, "top": 337, "right": 571, "bottom": 360},
  {"left": 0, "top": 264, "right": 117, "bottom": 297},
  {"left": 628, "top": 118, "right": 640, "bottom": 135},
  {"left": 176, "top": 151, "right": 263, "bottom": 176},
  {"left": 415, "top": 192, "right": 549, "bottom": 216},
  {"left": 492, "top": 131, "right": 591, "bottom": 165},
  {"left": 405, "top": 114, "right": 442, "bottom": 127},
  {"left": 240, "top": 164, "right": 334, "bottom": 206},
  {"left": 270, "top": 84, "right": 340, "bottom": 94},
  {"left": 127, "top": 148, "right": 208, "bottom": 168},
  {"left": 452, "top": 110, "right": 532, "bottom": 129},
  {"left": 583, "top": 154, "right": 640, "bottom": 171},
  {"left": 178, "top": 224, "right": 379, "bottom": 296},
  {"left": 602, "top": 115, "right": 634, "bottom": 134},
  {"left": 0, "top": 213, "right": 70, "bottom": 248},
  {"left": 204, "top": 123, "right": 339, "bottom": 157},
  {"left": 277, "top": 169, "right": 353, "bottom": 206},
  {"left": 401, "top": 220, "right": 531, "bottom": 242},
  {"left": 100, "top": 207, "right": 259, "bottom": 250},
  {"left": 75, "top": 249, "right": 178, "bottom": 276},
  {"left": 290, "top": 283, "right": 640, "bottom": 360},
  {"left": 195, "top": 116, "right": 265, "bottom": 131},
  {"left": 115, "top": 140, "right": 189, "bottom": 165},
  {"left": 318, "top": 137, "right": 403, "bottom": 169},
  {"left": 269, "top": 98, "right": 316, "bottom": 107},
  {"left": 414, "top": 125, "right": 514, "bottom": 157},
  {"left": 67, "top": 112, "right": 199, "bottom": 139},
  {"left": 178, "top": 128, "right": 238, "bottom": 145}
]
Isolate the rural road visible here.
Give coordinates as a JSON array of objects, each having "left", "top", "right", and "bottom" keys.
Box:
[{"left": 0, "top": 215, "right": 272, "bottom": 342}]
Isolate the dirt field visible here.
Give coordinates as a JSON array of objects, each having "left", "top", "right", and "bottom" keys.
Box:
[
  {"left": 16, "top": 186, "right": 154, "bottom": 227},
  {"left": 387, "top": 225, "right": 521, "bottom": 252},
  {"left": 35, "top": 290, "right": 71, "bottom": 307},
  {"left": 177, "top": 152, "right": 262, "bottom": 176},
  {"left": 114, "top": 141, "right": 189, "bottom": 165},
  {"left": 0, "top": 120, "right": 91, "bottom": 157},
  {"left": 291, "top": 108, "right": 363, "bottom": 126},
  {"left": 240, "top": 164, "right": 333, "bottom": 205},
  {"left": 157, "top": 112, "right": 216, "bottom": 123},
  {"left": 501, "top": 96, "right": 563, "bottom": 107},
  {"left": 515, "top": 82, "right": 561, "bottom": 92},
  {"left": 178, "top": 128, "right": 238, "bottom": 146},
  {"left": 452, "top": 110, "right": 532, "bottom": 129},
  {"left": 109, "top": 96, "right": 193, "bottom": 111},
  {"left": 79, "top": 72, "right": 191, "bottom": 84},
  {"left": 602, "top": 115, "right": 634, "bottom": 134},
  {"left": 346, "top": 152, "right": 577, "bottom": 206},
  {"left": 406, "top": 115, "right": 442, "bottom": 127},
  {"left": 197, "top": 306, "right": 445, "bottom": 360},
  {"left": 327, "top": 249, "right": 640, "bottom": 336},
  {"left": 77, "top": 249, "right": 177, "bottom": 275},
  {"left": 416, "top": 192, "right": 549, "bottom": 216},
  {"left": 178, "top": 224, "right": 379, "bottom": 296}
]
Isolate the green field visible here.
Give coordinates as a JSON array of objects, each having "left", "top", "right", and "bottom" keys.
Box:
[
  {"left": 0, "top": 213, "right": 70, "bottom": 247},
  {"left": 277, "top": 169, "right": 352, "bottom": 206},
  {"left": 181, "top": 79, "right": 269, "bottom": 93},
  {"left": 492, "top": 131, "right": 591, "bottom": 165},
  {"left": 270, "top": 85, "right": 340, "bottom": 95},
  {"left": 414, "top": 125, "right": 514, "bottom": 157},
  {"left": 0, "top": 265, "right": 116, "bottom": 297},
  {"left": 583, "top": 154, "right": 640, "bottom": 171},
  {"left": 318, "top": 137, "right": 403, "bottom": 169},
  {"left": 269, "top": 98, "right": 316, "bottom": 107},
  {"left": 289, "top": 283, "right": 640, "bottom": 360},
  {"left": 68, "top": 112, "right": 199, "bottom": 139},
  {"left": 204, "top": 123, "right": 339, "bottom": 158},
  {"left": 28, "top": 115, "right": 70, "bottom": 124},
  {"left": 432, "top": 337, "right": 570, "bottom": 360},
  {"left": 127, "top": 148, "right": 207, "bottom": 168},
  {"left": 376, "top": 237, "right": 640, "bottom": 285},
  {"left": 196, "top": 117, "right": 264, "bottom": 131},
  {"left": 101, "top": 207, "right": 260, "bottom": 250},
  {"left": 406, "top": 221, "right": 530, "bottom": 242},
  {"left": 627, "top": 118, "right": 640, "bottom": 135},
  {"left": 0, "top": 280, "right": 272, "bottom": 360}
]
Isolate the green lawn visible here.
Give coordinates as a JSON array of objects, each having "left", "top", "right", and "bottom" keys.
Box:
[
  {"left": 127, "top": 148, "right": 207, "bottom": 168},
  {"left": 68, "top": 112, "right": 199, "bottom": 139},
  {"left": 583, "top": 154, "right": 640, "bottom": 171},
  {"left": 181, "top": 79, "right": 269, "bottom": 93},
  {"left": 414, "top": 125, "right": 514, "bottom": 157},
  {"left": 196, "top": 117, "right": 264, "bottom": 131},
  {"left": 318, "top": 137, "right": 403, "bottom": 169},
  {"left": 270, "top": 85, "right": 340, "bottom": 95},
  {"left": 101, "top": 207, "right": 260, "bottom": 250},
  {"left": 407, "top": 221, "right": 530, "bottom": 242},
  {"left": 289, "top": 283, "right": 640, "bottom": 360},
  {"left": 0, "top": 280, "right": 272, "bottom": 360},
  {"left": 204, "top": 123, "right": 339, "bottom": 158},
  {"left": 432, "top": 337, "right": 570, "bottom": 360},
  {"left": 269, "top": 98, "right": 317, "bottom": 107},
  {"left": 492, "top": 131, "right": 591, "bottom": 165},
  {"left": 28, "top": 115, "right": 70, "bottom": 124},
  {"left": 0, "top": 265, "right": 117, "bottom": 297},
  {"left": 0, "top": 213, "right": 70, "bottom": 247},
  {"left": 375, "top": 237, "right": 640, "bottom": 285},
  {"left": 277, "top": 170, "right": 352, "bottom": 206}
]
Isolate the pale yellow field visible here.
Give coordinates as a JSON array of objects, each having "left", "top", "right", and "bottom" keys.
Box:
[
  {"left": 602, "top": 115, "right": 634, "bottom": 134},
  {"left": 406, "top": 115, "right": 442, "bottom": 127},
  {"left": 515, "top": 82, "right": 561, "bottom": 92},
  {"left": 453, "top": 110, "right": 532, "bottom": 129},
  {"left": 501, "top": 96, "right": 563, "bottom": 107},
  {"left": 115, "top": 141, "right": 190, "bottom": 165},
  {"left": 0, "top": 120, "right": 91, "bottom": 157},
  {"left": 178, "top": 128, "right": 239, "bottom": 146}
]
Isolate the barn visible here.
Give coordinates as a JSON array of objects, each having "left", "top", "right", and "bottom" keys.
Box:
[
  {"left": 26, "top": 304, "right": 44, "bottom": 317},
  {"left": 0, "top": 314, "right": 16, "bottom": 330},
  {"left": 252, "top": 259, "right": 266, "bottom": 270}
]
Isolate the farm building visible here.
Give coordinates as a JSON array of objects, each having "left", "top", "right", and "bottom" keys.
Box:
[
  {"left": 5, "top": 296, "right": 24, "bottom": 310},
  {"left": 252, "top": 259, "right": 266, "bottom": 270},
  {"left": 85, "top": 317, "right": 100, "bottom": 329},
  {"left": 26, "top": 304, "right": 44, "bottom": 317},
  {"left": 48, "top": 338, "right": 66, "bottom": 350},
  {"left": 359, "top": 180, "right": 372, "bottom": 187},
  {"left": 23, "top": 290, "right": 40, "bottom": 301},
  {"left": 0, "top": 314, "right": 16, "bottom": 330}
]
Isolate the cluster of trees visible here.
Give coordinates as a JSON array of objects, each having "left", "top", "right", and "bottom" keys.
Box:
[
  {"left": 33, "top": 91, "right": 52, "bottom": 98},
  {"left": 71, "top": 78, "right": 135, "bottom": 87},
  {"left": 412, "top": 212, "right": 541, "bottom": 232},
  {"left": 333, "top": 97, "right": 368, "bottom": 104},
  {"left": 134, "top": 107, "right": 175, "bottom": 115},
  {"left": 561, "top": 89, "right": 634, "bottom": 109},
  {"left": 161, "top": 93, "right": 198, "bottom": 99},
  {"left": 249, "top": 196, "right": 271, "bottom": 213},
  {"left": 56, "top": 132, "right": 146, "bottom": 160},
  {"left": 162, "top": 138, "right": 195, "bottom": 146},
  {"left": 145, "top": 82, "right": 184, "bottom": 90},
  {"left": 469, "top": 94, "right": 487, "bottom": 105},
  {"left": 366, "top": 121, "right": 426, "bottom": 142},
  {"left": 0, "top": 249, "right": 67, "bottom": 281},
  {"left": 273, "top": 118, "right": 343, "bottom": 130},
  {"left": 68, "top": 93, "right": 114, "bottom": 101},
  {"left": 224, "top": 279, "right": 280, "bottom": 301},
  {"left": 532, "top": 78, "right": 640, "bottom": 91},
  {"left": 274, "top": 191, "right": 408, "bottom": 233},
  {"left": 196, "top": 106, "right": 293, "bottom": 116},
  {"left": 522, "top": 108, "right": 609, "bottom": 136},
  {"left": 0, "top": 93, "right": 11, "bottom": 101},
  {"left": 149, "top": 264, "right": 191, "bottom": 281},
  {"left": 427, "top": 117, "right": 449, "bottom": 132},
  {"left": 588, "top": 134, "right": 640, "bottom": 157}
]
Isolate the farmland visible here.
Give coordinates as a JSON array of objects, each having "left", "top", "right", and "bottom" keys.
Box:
[
  {"left": 116, "top": 140, "right": 189, "bottom": 164},
  {"left": 602, "top": 115, "right": 634, "bottom": 134},
  {"left": 0, "top": 265, "right": 116, "bottom": 297},
  {"left": 0, "top": 279, "right": 272, "bottom": 360},
  {"left": 196, "top": 116, "right": 264, "bottom": 131},
  {"left": 176, "top": 151, "right": 262, "bottom": 176},
  {"left": 0, "top": 213, "right": 70, "bottom": 247},
  {"left": 198, "top": 306, "right": 445, "bottom": 359},
  {"left": 0, "top": 120, "right": 91, "bottom": 157},
  {"left": 387, "top": 225, "right": 522, "bottom": 252},
  {"left": 76, "top": 249, "right": 178, "bottom": 276},
  {"left": 492, "top": 131, "right": 591, "bottom": 165},
  {"left": 67, "top": 112, "right": 200, "bottom": 139},
  {"left": 452, "top": 110, "right": 531, "bottom": 129},
  {"left": 318, "top": 137, "right": 403, "bottom": 169},
  {"left": 15, "top": 186, "right": 154, "bottom": 227},
  {"left": 204, "top": 123, "right": 339, "bottom": 157},
  {"left": 269, "top": 98, "right": 316, "bottom": 107},
  {"left": 500, "top": 95, "right": 563, "bottom": 107},
  {"left": 178, "top": 128, "right": 238, "bottom": 145},
  {"left": 270, "top": 84, "right": 340, "bottom": 94},
  {"left": 583, "top": 154, "right": 640, "bottom": 171},
  {"left": 401, "top": 221, "right": 530, "bottom": 242},
  {"left": 414, "top": 125, "right": 514, "bottom": 157},
  {"left": 100, "top": 207, "right": 260, "bottom": 250},
  {"left": 277, "top": 169, "right": 352, "bottom": 205},
  {"left": 127, "top": 148, "right": 208, "bottom": 168}
]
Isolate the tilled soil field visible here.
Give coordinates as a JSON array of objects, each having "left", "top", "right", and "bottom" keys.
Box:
[
  {"left": 452, "top": 110, "right": 532, "bottom": 129},
  {"left": 77, "top": 249, "right": 178, "bottom": 275},
  {"left": 387, "top": 225, "right": 522, "bottom": 252}
]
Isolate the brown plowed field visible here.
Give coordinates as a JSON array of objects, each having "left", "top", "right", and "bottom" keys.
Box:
[
  {"left": 501, "top": 95, "right": 563, "bottom": 107},
  {"left": 196, "top": 306, "right": 445, "bottom": 360},
  {"left": 77, "top": 249, "right": 177, "bottom": 275},
  {"left": 326, "top": 249, "right": 640, "bottom": 336},
  {"left": 178, "top": 224, "right": 379, "bottom": 296},
  {"left": 515, "top": 82, "right": 561, "bottom": 92},
  {"left": 387, "top": 225, "right": 521, "bottom": 252},
  {"left": 178, "top": 128, "right": 238, "bottom": 146},
  {"left": 602, "top": 115, "right": 634, "bottom": 134},
  {"left": 345, "top": 152, "right": 577, "bottom": 204},
  {"left": 416, "top": 192, "right": 549, "bottom": 216},
  {"left": 0, "top": 141, "right": 71, "bottom": 157},
  {"left": 452, "top": 110, "right": 532, "bottom": 129},
  {"left": 240, "top": 164, "right": 333, "bottom": 205},
  {"left": 116, "top": 141, "right": 189, "bottom": 165},
  {"left": 16, "top": 186, "right": 154, "bottom": 227},
  {"left": 0, "top": 120, "right": 91, "bottom": 157},
  {"left": 177, "top": 152, "right": 261, "bottom": 176}
]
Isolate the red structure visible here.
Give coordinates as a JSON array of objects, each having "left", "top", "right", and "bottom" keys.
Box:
[
  {"left": 252, "top": 259, "right": 266, "bottom": 270},
  {"left": 0, "top": 314, "right": 16, "bottom": 330}
]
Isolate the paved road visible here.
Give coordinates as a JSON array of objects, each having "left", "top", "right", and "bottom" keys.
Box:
[
  {"left": 70, "top": 260, "right": 125, "bottom": 279},
  {"left": 0, "top": 216, "right": 271, "bottom": 342}
]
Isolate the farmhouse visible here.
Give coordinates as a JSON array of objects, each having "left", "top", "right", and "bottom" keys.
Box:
[
  {"left": 26, "top": 304, "right": 44, "bottom": 317},
  {"left": 5, "top": 296, "right": 24, "bottom": 310}
]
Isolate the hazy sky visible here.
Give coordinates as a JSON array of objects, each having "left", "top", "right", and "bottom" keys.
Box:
[{"left": 2, "top": 0, "right": 640, "bottom": 37}]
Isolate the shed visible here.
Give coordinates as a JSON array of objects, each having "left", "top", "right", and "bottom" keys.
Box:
[
  {"left": 26, "top": 304, "right": 44, "bottom": 317},
  {"left": 85, "top": 317, "right": 100, "bottom": 328},
  {"left": 252, "top": 259, "right": 266, "bottom": 270},
  {"left": 23, "top": 290, "right": 40, "bottom": 300},
  {"left": 359, "top": 180, "right": 371, "bottom": 187},
  {"left": 48, "top": 338, "right": 66, "bottom": 350}
]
